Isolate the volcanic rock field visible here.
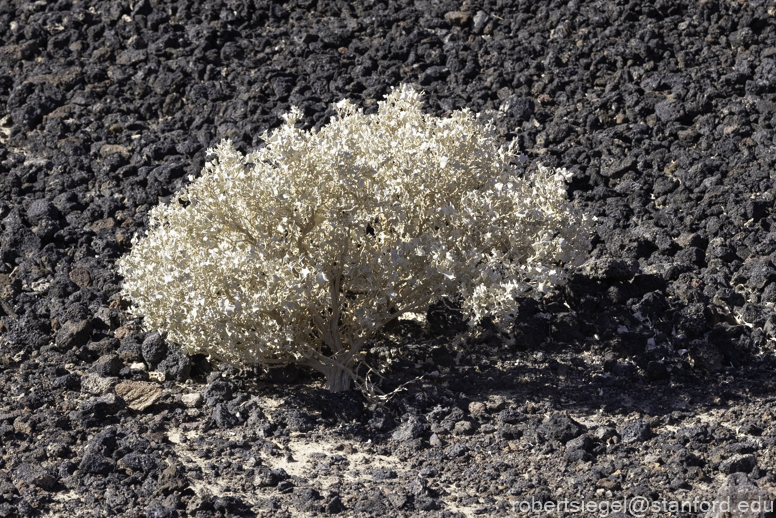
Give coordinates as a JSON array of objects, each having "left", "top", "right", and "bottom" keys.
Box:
[{"left": 1, "top": 0, "right": 776, "bottom": 516}]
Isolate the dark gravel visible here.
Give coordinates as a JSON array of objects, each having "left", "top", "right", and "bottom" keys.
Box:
[{"left": 1, "top": 0, "right": 776, "bottom": 516}]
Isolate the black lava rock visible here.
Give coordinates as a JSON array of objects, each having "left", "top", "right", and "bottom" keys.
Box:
[
  {"left": 141, "top": 333, "right": 167, "bottom": 368},
  {"left": 212, "top": 403, "right": 239, "bottom": 429},
  {"left": 391, "top": 416, "right": 426, "bottom": 441},
  {"left": 0, "top": 0, "right": 775, "bottom": 514},
  {"left": 539, "top": 414, "right": 585, "bottom": 443},
  {"left": 204, "top": 379, "right": 234, "bottom": 407},
  {"left": 619, "top": 420, "right": 653, "bottom": 444}
]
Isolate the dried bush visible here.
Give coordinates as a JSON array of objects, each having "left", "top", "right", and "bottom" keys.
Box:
[{"left": 117, "top": 85, "right": 590, "bottom": 392}]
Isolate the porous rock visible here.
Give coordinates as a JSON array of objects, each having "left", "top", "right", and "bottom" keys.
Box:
[{"left": 115, "top": 381, "right": 163, "bottom": 411}]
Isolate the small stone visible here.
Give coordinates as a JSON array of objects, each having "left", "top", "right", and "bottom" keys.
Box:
[
  {"left": 688, "top": 342, "right": 724, "bottom": 373},
  {"left": 130, "top": 362, "right": 147, "bottom": 371},
  {"left": 325, "top": 495, "right": 345, "bottom": 514},
  {"left": 254, "top": 466, "right": 280, "bottom": 487},
  {"left": 676, "top": 233, "right": 706, "bottom": 249},
  {"left": 277, "top": 480, "right": 295, "bottom": 493},
  {"left": 601, "top": 156, "right": 637, "bottom": 177},
  {"left": 719, "top": 454, "right": 757, "bottom": 475},
  {"left": 387, "top": 492, "right": 408, "bottom": 509},
  {"left": 148, "top": 371, "right": 166, "bottom": 382},
  {"left": 13, "top": 416, "right": 34, "bottom": 435},
  {"left": 0, "top": 274, "right": 21, "bottom": 300},
  {"left": 212, "top": 403, "right": 239, "bottom": 428},
  {"left": 14, "top": 464, "right": 56, "bottom": 490},
  {"left": 392, "top": 416, "right": 425, "bottom": 441},
  {"left": 373, "top": 468, "right": 398, "bottom": 481},
  {"left": 485, "top": 398, "right": 506, "bottom": 413},
  {"left": 157, "top": 349, "right": 192, "bottom": 382},
  {"left": 116, "top": 48, "right": 146, "bottom": 66},
  {"left": 46, "top": 442, "right": 70, "bottom": 459},
  {"left": 115, "top": 381, "right": 163, "bottom": 411},
  {"left": 80, "top": 373, "right": 119, "bottom": 395},
  {"left": 78, "top": 393, "right": 125, "bottom": 417},
  {"left": 597, "top": 478, "right": 620, "bottom": 490},
  {"left": 26, "top": 199, "right": 60, "bottom": 225},
  {"left": 564, "top": 449, "right": 591, "bottom": 462},
  {"left": 655, "top": 99, "right": 686, "bottom": 123},
  {"left": 94, "top": 307, "right": 120, "bottom": 329},
  {"left": 429, "top": 433, "right": 443, "bottom": 447},
  {"left": 619, "top": 420, "right": 653, "bottom": 444},
  {"left": 141, "top": 333, "right": 167, "bottom": 368},
  {"left": 145, "top": 504, "right": 176, "bottom": 518},
  {"left": 114, "top": 325, "right": 137, "bottom": 340},
  {"left": 93, "top": 354, "right": 124, "bottom": 377},
  {"left": 670, "top": 476, "right": 688, "bottom": 490},
  {"left": 419, "top": 467, "right": 437, "bottom": 478},
  {"left": 181, "top": 393, "right": 202, "bottom": 408},
  {"left": 444, "top": 11, "right": 472, "bottom": 26},
  {"left": 539, "top": 414, "right": 585, "bottom": 443},
  {"left": 117, "top": 452, "right": 158, "bottom": 473},
  {"left": 156, "top": 462, "right": 189, "bottom": 495},
  {"left": 566, "top": 434, "right": 593, "bottom": 452},
  {"left": 0, "top": 41, "right": 36, "bottom": 61},
  {"left": 204, "top": 379, "right": 236, "bottom": 406},
  {"left": 99, "top": 144, "right": 130, "bottom": 158},
  {"left": 497, "top": 408, "right": 525, "bottom": 424},
  {"left": 453, "top": 420, "right": 476, "bottom": 436},
  {"left": 468, "top": 401, "right": 487, "bottom": 416},
  {"left": 584, "top": 259, "right": 637, "bottom": 281},
  {"left": 444, "top": 443, "right": 469, "bottom": 458},
  {"left": 472, "top": 10, "right": 490, "bottom": 34},
  {"left": 90, "top": 217, "right": 116, "bottom": 232},
  {"left": 68, "top": 267, "right": 92, "bottom": 288},
  {"left": 79, "top": 451, "right": 115, "bottom": 475},
  {"left": 56, "top": 320, "right": 93, "bottom": 350}
]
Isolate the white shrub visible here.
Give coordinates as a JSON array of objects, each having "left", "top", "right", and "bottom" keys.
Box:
[{"left": 117, "top": 85, "right": 591, "bottom": 392}]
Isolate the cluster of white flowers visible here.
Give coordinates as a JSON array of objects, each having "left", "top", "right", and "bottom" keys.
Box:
[{"left": 117, "top": 85, "right": 591, "bottom": 392}]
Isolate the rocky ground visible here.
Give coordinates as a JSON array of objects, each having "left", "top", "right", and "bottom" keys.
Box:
[{"left": 1, "top": 0, "right": 776, "bottom": 516}]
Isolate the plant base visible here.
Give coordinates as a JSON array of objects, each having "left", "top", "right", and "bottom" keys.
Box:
[{"left": 324, "top": 367, "right": 352, "bottom": 392}]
